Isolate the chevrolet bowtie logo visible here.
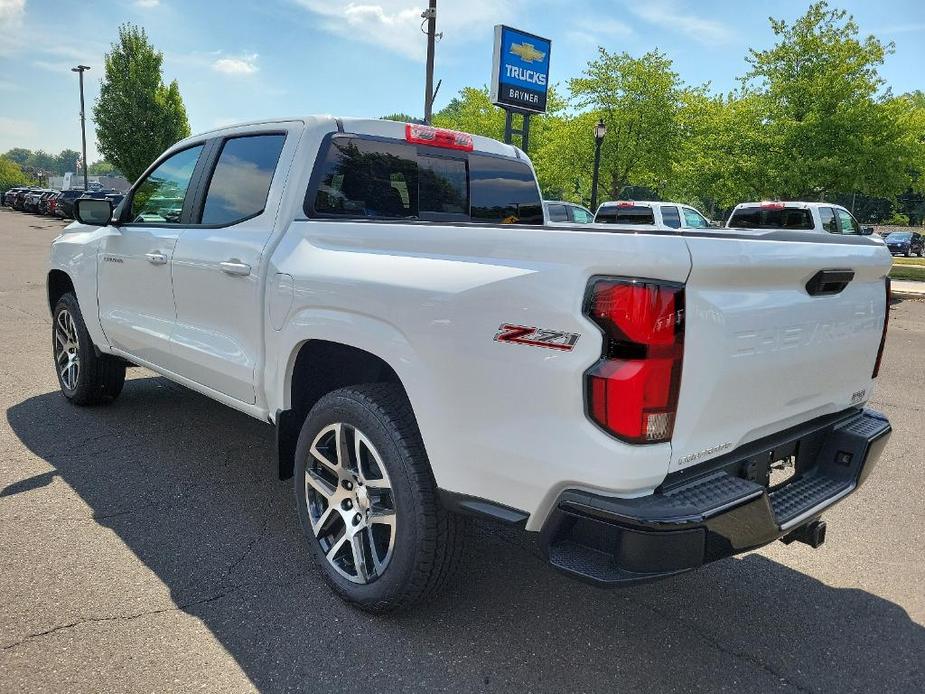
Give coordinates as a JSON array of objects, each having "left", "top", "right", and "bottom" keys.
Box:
[{"left": 510, "top": 42, "right": 545, "bottom": 63}]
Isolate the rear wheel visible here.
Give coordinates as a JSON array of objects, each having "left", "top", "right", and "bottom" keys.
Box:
[
  {"left": 53, "top": 293, "right": 125, "bottom": 405},
  {"left": 294, "top": 383, "right": 463, "bottom": 613}
]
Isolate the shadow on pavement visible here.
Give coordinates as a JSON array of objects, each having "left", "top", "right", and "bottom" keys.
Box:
[{"left": 7, "top": 376, "right": 924, "bottom": 692}]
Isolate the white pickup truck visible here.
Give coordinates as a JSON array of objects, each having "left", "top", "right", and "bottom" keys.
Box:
[{"left": 49, "top": 117, "right": 892, "bottom": 612}]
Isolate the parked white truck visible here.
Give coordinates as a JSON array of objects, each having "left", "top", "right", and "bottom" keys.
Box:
[{"left": 48, "top": 117, "right": 893, "bottom": 612}]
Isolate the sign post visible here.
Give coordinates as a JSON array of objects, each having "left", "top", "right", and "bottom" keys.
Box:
[{"left": 490, "top": 25, "right": 551, "bottom": 154}]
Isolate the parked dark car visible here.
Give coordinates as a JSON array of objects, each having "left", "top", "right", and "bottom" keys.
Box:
[
  {"left": 54, "top": 189, "right": 88, "bottom": 219},
  {"left": 883, "top": 231, "right": 924, "bottom": 257},
  {"left": 38, "top": 191, "right": 60, "bottom": 215},
  {"left": 22, "top": 189, "right": 51, "bottom": 212},
  {"left": 12, "top": 188, "right": 38, "bottom": 210},
  {"left": 45, "top": 192, "right": 63, "bottom": 216},
  {"left": 3, "top": 187, "right": 29, "bottom": 206}
]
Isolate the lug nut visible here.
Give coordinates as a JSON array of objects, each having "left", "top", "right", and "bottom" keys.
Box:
[
  {"left": 342, "top": 499, "right": 353, "bottom": 510},
  {"left": 353, "top": 513, "right": 361, "bottom": 525},
  {"left": 342, "top": 480, "right": 353, "bottom": 491}
]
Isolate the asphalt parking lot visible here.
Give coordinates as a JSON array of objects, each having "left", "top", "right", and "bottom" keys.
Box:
[{"left": 0, "top": 207, "right": 922, "bottom": 693}]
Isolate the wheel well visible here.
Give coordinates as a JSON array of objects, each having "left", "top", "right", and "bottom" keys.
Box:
[
  {"left": 276, "top": 340, "right": 404, "bottom": 479},
  {"left": 47, "top": 270, "right": 75, "bottom": 314}
]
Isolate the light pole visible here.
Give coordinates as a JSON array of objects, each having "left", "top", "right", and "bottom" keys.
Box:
[
  {"left": 590, "top": 118, "right": 606, "bottom": 212},
  {"left": 71, "top": 65, "right": 90, "bottom": 191}
]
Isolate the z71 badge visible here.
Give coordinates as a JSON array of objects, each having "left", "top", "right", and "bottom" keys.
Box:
[{"left": 494, "top": 324, "right": 580, "bottom": 352}]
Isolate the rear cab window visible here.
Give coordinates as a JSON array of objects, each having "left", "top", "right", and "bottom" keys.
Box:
[
  {"left": 307, "top": 134, "right": 543, "bottom": 225},
  {"left": 728, "top": 206, "right": 814, "bottom": 230},
  {"left": 595, "top": 205, "right": 655, "bottom": 225}
]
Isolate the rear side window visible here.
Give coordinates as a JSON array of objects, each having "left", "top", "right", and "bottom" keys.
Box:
[
  {"left": 469, "top": 154, "right": 543, "bottom": 224},
  {"left": 820, "top": 207, "right": 838, "bottom": 233},
  {"left": 595, "top": 205, "right": 655, "bottom": 225},
  {"left": 201, "top": 134, "right": 286, "bottom": 225},
  {"left": 660, "top": 205, "right": 681, "bottom": 229},
  {"left": 547, "top": 204, "right": 568, "bottom": 222},
  {"left": 728, "top": 207, "right": 813, "bottom": 230},
  {"left": 308, "top": 135, "right": 542, "bottom": 225}
]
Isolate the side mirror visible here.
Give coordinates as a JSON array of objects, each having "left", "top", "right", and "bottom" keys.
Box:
[
  {"left": 74, "top": 198, "right": 114, "bottom": 226},
  {"left": 861, "top": 226, "right": 874, "bottom": 236}
]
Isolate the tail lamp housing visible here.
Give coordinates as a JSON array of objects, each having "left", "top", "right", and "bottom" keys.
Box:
[{"left": 584, "top": 278, "right": 685, "bottom": 444}]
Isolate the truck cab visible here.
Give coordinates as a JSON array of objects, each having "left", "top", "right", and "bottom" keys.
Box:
[{"left": 594, "top": 200, "right": 712, "bottom": 230}]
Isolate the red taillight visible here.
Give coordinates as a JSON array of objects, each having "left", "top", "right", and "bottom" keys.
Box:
[
  {"left": 872, "top": 277, "right": 890, "bottom": 378},
  {"left": 760, "top": 201, "right": 785, "bottom": 209},
  {"left": 616, "top": 201, "right": 635, "bottom": 208},
  {"left": 405, "top": 123, "right": 474, "bottom": 151},
  {"left": 585, "top": 279, "right": 684, "bottom": 444}
]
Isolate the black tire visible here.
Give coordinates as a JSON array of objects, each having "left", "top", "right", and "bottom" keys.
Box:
[
  {"left": 52, "top": 292, "right": 125, "bottom": 405},
  {"left": 294, "top": 383, "right": 463, "bottom": 613},
  {"left": 904, "top": 248, "right": 912, "bottom": 257}
]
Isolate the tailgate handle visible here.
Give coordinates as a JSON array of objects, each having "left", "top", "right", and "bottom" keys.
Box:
[{"left": 805, "top": 269, "right": 855, "bottom": 296}]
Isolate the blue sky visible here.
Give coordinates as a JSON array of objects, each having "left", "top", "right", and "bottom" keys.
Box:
[{"left": 1, "top": 0, "right": 923, "bottom": 163}]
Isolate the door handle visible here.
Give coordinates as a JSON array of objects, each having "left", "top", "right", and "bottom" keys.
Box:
[
  {"left": 145, "top": 252, "right": 167, "bottom": 265},
  {"left": 805, "top": 268, "right": 854, "bottom": 296},
  {"left": 220, "top": 260, "right": 252, "bottom": 276}
]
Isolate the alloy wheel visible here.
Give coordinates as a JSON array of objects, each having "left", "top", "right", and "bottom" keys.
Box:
[
  {"left": 304, "top": 422, "right": 397, "bottom": 584},
  {"left": 54, "top": 309, "right": 80, "bottom": 390}
]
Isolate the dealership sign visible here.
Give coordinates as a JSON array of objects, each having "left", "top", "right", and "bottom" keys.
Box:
[{"left": 490, "top": 25, "right": 551, "bottom": 114}]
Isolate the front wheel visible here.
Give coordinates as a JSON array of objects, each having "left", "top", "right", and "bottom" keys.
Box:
[
  {"left": 53, "top": 293, "right": 125, "bottom": 405},
  {"left": 294, "top": 384, "right": 463, "bottom": 613}
]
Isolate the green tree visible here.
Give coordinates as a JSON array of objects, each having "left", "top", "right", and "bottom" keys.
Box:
[
  {"left": 380, "top": 113, "right": 421, "bottom": 123},
  {"left": 55, "top": 149, "right": 81, "bottom": 175},
  {"left": 93, "top": 23, "right": 191, "bottom": 183},
  {"left": 3, "top": 148, "right": 32, "bottom": 167},
  {"left": 569, "top": 49, "right": 690, "bottom": 199},
  {"left": 0, "top": 156, "right": 32, "bottom": 194},
  {"left": 88, "top": 159, "right": 119, "bottom": 176},
  {"left": 744, "top": 2, "right": 900, "bottom": 199}
]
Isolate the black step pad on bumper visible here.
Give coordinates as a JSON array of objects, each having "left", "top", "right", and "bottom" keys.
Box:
[{"left": 540, "top": 408, "right": 891, "bottom": 586}]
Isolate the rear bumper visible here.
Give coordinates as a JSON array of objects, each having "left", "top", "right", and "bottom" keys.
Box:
[{"left": 539, "top": 408, "right": 891, "bottom": 586}]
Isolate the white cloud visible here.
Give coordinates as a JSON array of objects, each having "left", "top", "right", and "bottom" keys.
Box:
[
  {"left": 135, "top": 0, "right": 160, "bottom": 7},
  {"left": 567, "top": 17, "right": 633, "bottom": 47},
  {"left": 212, "top": 52, "right": 259, "bottom": 75},
  {"left": 293, "top": 0, "right": 523, "bottom": 62},
  {"left": 627, "top": 0, "right": 735, "bottom": 45},
  {"left": 0, "top": 0, "right": 26, "bottom": 27}
]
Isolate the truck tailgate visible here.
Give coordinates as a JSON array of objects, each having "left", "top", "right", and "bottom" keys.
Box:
[{"left": 671, "top": 234, "right": 890, "bottom": 472}]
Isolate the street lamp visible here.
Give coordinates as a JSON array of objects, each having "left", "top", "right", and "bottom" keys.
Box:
[
  {"left": 71, "top": 65, "right": 91, "bottom": 191},
  {"left": 590, "top": 118, "right": 606, "bottom": 213}
]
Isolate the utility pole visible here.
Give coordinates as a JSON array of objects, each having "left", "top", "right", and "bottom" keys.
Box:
[
  {"left": 422, "top": 0, "right": 436, "bottom": 124},
  {"left": 71, "top": 64, "right": 91, "bottom": 191}
]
